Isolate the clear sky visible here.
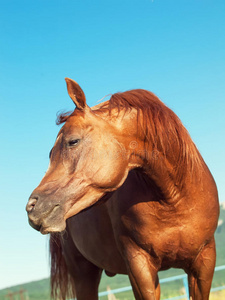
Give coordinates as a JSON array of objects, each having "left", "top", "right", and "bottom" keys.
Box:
[{"left": 0, "top": 0, "right": 224, "bottom": 290}]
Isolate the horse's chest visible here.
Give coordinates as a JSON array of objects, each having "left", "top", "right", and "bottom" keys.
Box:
[{"left": 69, "top": 204, "right": 127, "bottom": 274}]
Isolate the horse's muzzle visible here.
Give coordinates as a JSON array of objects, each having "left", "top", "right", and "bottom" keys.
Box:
[{"left": 26, "top": 194, "right": 66, "bottom": 234}]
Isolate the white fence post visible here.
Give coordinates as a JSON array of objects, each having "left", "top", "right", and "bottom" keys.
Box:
[{"left": 182, "top": 276, "right": 189, "bottom": 299}]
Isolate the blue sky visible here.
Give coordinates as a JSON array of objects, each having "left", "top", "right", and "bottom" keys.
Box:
[{"left": 0, "top": 0, "right": 224, "bottom": 290}]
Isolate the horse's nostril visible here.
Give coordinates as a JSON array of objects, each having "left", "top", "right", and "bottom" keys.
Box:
[{"left": 26, "top": 197, "right": 38, "bottom": 213}]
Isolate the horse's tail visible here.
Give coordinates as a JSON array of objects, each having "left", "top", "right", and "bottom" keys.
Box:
[{"left": 50, "top": 234, "right": 76, "bottom": 300}]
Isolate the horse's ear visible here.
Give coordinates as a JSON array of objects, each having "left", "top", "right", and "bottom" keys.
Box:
[{"left": 65, "top": 78, "right": 87, "bottom": 110}]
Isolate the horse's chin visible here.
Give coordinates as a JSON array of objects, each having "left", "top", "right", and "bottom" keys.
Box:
[
  {"left": 40, "top": 223, "right": 66, "bottom": 235},
  {"left": 28, "top": 217, "right": 66, "bottom": 234}
]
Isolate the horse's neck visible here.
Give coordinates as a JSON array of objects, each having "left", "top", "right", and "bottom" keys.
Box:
[
  {"left": 99, "top": 105, "right": 203, "bottom": 202},
  {"left": 139, "top": 146, "right": 184, "bottom": 202},
  {"left": 119, "top": 110, "right": 203, "bottom": 202}
]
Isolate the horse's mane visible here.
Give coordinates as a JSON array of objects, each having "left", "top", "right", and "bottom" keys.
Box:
[{"left": 57, "top": 89, "right": 202, "bottom": 184}]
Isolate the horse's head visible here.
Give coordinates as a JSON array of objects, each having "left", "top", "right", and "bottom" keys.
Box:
[{"left": 26, "top": 79, "right": 135, "bottom": 234}]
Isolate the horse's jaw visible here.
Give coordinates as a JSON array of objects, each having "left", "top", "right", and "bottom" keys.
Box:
[
  {"left": 64, "top": 189, "right": 105, "bottom": 220},
  {"left": 63, "top": 169, "right": 131, "bottom": 220}
]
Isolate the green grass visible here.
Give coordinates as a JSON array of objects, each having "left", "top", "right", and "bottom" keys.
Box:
[
  {"left": 0, "top": 279, "right": 51, "bottom": 300},
  {"left": 1, "top": 207, "right": 224, "bottom": 300}
]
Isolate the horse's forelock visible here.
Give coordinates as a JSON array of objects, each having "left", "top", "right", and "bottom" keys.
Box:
[{"left": 56, "top": 111, "right": 73, "bottom": 125}]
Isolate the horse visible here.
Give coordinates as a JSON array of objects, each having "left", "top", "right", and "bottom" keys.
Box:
[{"left": 26, "top": 78, "right": 219, "bottom": 300}]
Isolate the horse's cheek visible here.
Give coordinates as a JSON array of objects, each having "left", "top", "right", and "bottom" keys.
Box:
[{"left": 91, "top": 159, "right": 128, "bottom": 189}]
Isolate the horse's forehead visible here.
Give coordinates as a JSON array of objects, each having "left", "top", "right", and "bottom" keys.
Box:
[
  {"left": 64, "top": 113, "right": 88, "bottom": 129},
  {"left": 59, "top": 115, "right": 97, "bottom": 138},
  {"left": 57, "top": 110, "right": 114, "bottom": 139}
]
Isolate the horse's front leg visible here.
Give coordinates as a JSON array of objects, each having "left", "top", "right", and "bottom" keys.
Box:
[
  {"left": 120, "top": 241, "right": 160, "bottom": 300},
  {"left": 62, "top": 233, "right": 103, "bottom": 300},
  {"left": 188, "top": 238, "right": 216, "bottom": 300}
]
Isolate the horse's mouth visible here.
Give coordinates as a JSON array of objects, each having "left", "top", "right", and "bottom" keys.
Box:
[
  {"left": 28, "top": 214, "right": 66, "bottom": 234},
  {"left": 28, "top": 218, "right": 42, "bottom": 232}
]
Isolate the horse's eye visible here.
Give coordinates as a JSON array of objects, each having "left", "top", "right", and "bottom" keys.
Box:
[
  {"left": 49, "top": 148, "right": 53, "bottom": 159},
  {"left": 68, "top": 139, "right": 80, "bottom": 147}
]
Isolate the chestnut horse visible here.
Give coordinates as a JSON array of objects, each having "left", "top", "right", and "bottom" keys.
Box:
[{"left": 26, "top": 78, "right": 219, "bottom": 300}]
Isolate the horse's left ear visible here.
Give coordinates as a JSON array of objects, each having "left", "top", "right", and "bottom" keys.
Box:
[{"left": 65, "top": 78, "right": 87, "bottom": 110}]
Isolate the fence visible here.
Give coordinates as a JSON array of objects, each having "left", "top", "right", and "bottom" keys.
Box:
[{"left": 98, "top": 265, "right": 225, "bottom": 300}]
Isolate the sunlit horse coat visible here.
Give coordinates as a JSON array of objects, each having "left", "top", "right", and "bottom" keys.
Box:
[{"left": 26, "top": 78, "right": 219, "bottom": 300}]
